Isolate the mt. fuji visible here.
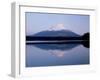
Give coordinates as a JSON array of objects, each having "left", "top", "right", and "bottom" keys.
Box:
[{"left": 33, "top": 24, "right": 79, "bottom": 37}]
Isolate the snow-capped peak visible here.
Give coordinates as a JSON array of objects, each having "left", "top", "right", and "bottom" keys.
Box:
[{"left": 49, "top": 23, "right": 66, "bottom": 31}]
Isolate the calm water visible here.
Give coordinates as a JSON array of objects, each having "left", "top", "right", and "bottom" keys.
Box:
[{"left": 26, "top": 43, "right": 89, "bottom": 67}]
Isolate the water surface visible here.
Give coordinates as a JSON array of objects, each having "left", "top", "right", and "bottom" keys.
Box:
[{"left": 26, "top": 43, "right": 89, "bottom": 67}]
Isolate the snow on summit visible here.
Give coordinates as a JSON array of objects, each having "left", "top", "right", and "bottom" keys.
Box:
[{"left": 49, "top": 23, "right": 66, "bottom": 31}]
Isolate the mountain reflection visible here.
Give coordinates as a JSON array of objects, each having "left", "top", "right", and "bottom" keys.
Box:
[
  {"left": 31, "top": 44, "right": 79, "bottom": 51},
  {"left": 49, "top": 50, "right": 66, "bottom": 58},
  {"left": 27, "top": 41, "right": 89, "bottom": 58}
]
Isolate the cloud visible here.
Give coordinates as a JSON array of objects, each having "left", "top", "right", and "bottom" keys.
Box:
[
  {"left": 49, "top": 50, "right": 65, "bottom": 58},
  {"left": 49, "top": 23, "right": 66, "bottom": 31}
]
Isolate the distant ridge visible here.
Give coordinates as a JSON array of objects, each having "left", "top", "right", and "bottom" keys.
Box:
[{"left": 33, "top": 30, "right": 79, "bottom": 37}]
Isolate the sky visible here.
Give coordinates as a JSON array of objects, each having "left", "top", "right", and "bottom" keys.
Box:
[{"left": 25, "top": 12, "right": 89, "bottom": 36}]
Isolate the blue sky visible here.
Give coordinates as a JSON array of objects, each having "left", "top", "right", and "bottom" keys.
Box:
[{"left": 25, "top": 12, "right": 89, "bottom": 36}]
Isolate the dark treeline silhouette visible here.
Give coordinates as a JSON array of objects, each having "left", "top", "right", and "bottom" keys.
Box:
[
  {"left": 82, "top": 33, "right": 89, "bottom": 40},
  {"left": 26, "top": 36, "right": 83, "bottom": 41},
  {"left": 26, "top": 33, "right": 90, "bottom": 48},
  {"left": 26, "top": 33, "right": 89, "bottom": 41}
]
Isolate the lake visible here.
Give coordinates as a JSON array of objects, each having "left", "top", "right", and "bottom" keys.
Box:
[{"left": 26, "top": 43, "right": 89, "bottom": 67}]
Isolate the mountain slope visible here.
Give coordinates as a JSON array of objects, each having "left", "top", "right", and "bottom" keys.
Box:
[{"left": 33, "top": 30, "right": 79, "bottom": 37}]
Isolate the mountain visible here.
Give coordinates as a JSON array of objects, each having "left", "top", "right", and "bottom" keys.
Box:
[
  {"left": 33, "top": 30, "right": 79, "bottom": 37},
  {"left": 32, "top": 24, "right": 79, "bottom": 37}
]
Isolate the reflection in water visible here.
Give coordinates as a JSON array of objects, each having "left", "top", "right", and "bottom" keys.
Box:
[
  {"left": 32, "top": 43, "right": 79, "bottom": 58},
  {"left": 49, "top": 50, "right": 66, "bottom": 58},
  {"left": 27, "top": 41, "right": 89, "bottom": 58},
  {"left": 33, "top": 44, "right": 79, "bottom": 51},
  {"left": 26, "top": 42, "right": 89, "bottom": 67}
]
